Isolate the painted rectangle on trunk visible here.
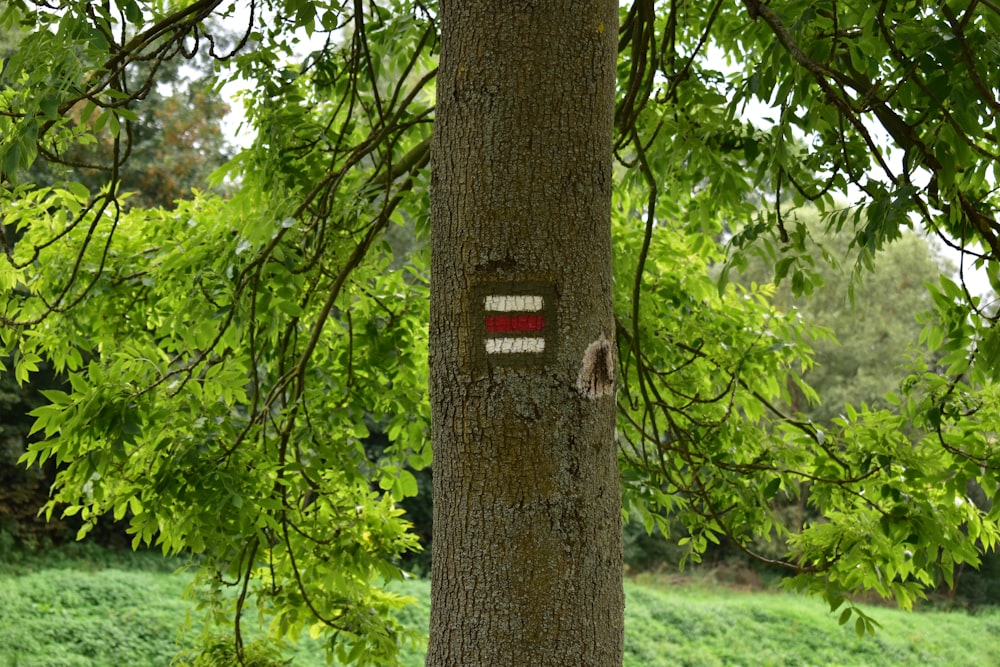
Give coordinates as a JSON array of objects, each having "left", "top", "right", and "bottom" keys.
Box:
[{"left": 472, "top": 282, "right": 558, "bottom": 368}]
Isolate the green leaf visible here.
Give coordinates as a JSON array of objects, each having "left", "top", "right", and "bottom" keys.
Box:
[
  {"left": 40, "top": 95, "right": 60, "bottom": 120},
  {"left": 122, "top": 0, "right": 142, "bottom": 23},
  {"left": 277, "top": 300, "right": 304, "bottom": 317},
  {"left": 117, "top": 107, "right": 140, "bottom": 122},
  {"left": 2, "top": 142, "right": 23, "bottom": 177},
  {"left": 93, "top": 109, "right": 110, "bottom": 133},
  {"left": 398, "top": 470, "right": 419, "bottom": 498},
  {"left": 66, "top": 181, "right": 90, "bottom": 201},
  {"left": 39, "top": 389, "right": 71, "bottom": 405}
]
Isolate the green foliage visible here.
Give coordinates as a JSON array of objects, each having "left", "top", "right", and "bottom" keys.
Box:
[
  {"left": 699, "top": 216, "right": 962, "bottom": 566},
  {"left": 2, "top": 4, "right": 435, "bottom": 662},
  {"left": 609, "top": 0, "right": 1000, "bottom": 618},
  {"left": 5, "top": 189, "right": 430, "bottom": 663},
  {"left": 0, "top": 12, "right": 235, "bottom": 555}
]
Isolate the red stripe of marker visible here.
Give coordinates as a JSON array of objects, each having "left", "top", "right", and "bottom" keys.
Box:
[{"left": 485, "top": 313, "right": 546, "bottom": 333}]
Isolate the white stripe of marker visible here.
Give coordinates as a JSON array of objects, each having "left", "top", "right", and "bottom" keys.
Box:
[
  {"left": 484, "top": 295, "right": 544, "bottom": 312},
  {"left": 485, "top": 338, "right": 546, "bottom": 354}
]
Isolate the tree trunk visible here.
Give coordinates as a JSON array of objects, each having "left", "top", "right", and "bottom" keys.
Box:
[{"left": 427, "top": 2, "right": 622, "bottom": 665}]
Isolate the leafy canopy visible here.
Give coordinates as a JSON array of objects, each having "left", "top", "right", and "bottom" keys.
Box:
[{"left": 1, "top": 0, "right": 1000, "bottom": 661}]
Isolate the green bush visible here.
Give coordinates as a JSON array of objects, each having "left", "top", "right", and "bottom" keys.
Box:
[
  {"left": 0, "top": 566, "right": 191, "bottom": 667},
  {"left": 2, "top": 549, "right": 1000, "bottom": 667},
  {"left": 172, "top": 636, "right": 288, "bottom": 667},
  {"left": 0, "top": 541, "right": 186, "bottom": 576}
]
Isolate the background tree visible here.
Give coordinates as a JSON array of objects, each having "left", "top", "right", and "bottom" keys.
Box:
[
  {"left": 738, "top": 214, "right": 949, "bottom": 425},
  {"left": 25, "top": 72, "right": 232, "bottom": 208},
  {"left": 1, "top": 1, "right": 1000, "bottom": 664}
]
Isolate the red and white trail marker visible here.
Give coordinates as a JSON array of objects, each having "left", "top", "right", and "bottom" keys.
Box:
[
  {"left": 473, "top": 284, "right": 557, "bottom": 366},
  {"left": 483, "top": 294, "right": 547, "bottom": 354}
]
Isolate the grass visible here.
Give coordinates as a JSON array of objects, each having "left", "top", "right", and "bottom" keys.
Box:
[
  {"left": 0, "top": 565, "right": 192, "bottom": 667},
  {"left": 621, "top": 578, "right": 1000, "bottom": 667},
  {"left": 1, "top": 548, "right": 998, "bottom": 666}
]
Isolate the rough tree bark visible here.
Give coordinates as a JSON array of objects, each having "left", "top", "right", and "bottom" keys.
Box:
[{"left": 427, "top": 2, "right": 623, "bottom": 665}]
